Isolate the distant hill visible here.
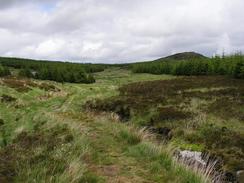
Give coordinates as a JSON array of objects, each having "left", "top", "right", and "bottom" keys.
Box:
[{"left": 154, "top": 52, "right": 207, "bottom": 62}]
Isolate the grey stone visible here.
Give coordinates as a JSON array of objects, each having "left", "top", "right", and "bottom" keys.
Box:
[
  {"left": 179, "top": 150, "right": 206, "bottom": 167},
  {"left": 237, "top": 170, "right": 244, "bottom": 183}
]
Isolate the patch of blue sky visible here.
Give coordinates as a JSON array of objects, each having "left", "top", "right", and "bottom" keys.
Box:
[{"left": 39, "top": 2, "right": 56, "bottom": 13}]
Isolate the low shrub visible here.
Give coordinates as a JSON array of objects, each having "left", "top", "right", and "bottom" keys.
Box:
[
  {"left": 84, "top": 99, "right": 130, "bottom": 121},
  {"left": 0, "top": 119, "right": 7, "bottom": 147},
  {"left": 18, "top": 68, "right": 34, "bottom": 78},
  {"left": 0, "top": 94, "right": 16, "bottom": 103},
  {"left": 234, "top": 61, "right": 244, "bottom": 79},
  {"left": 186, "top": 124, "right": 244, "bottom": 173},
  {"left": 38, "top": 83, "right": 60, "bottom": 92},
  {"left": 0, "top": 124, "right": 77, "bottom": 182},
  {"left": 151, "top": 107, "right": 192, "bottom": 123},
  {"left": 0, "top": 65, "right": 11, "bottom": 77},
  {"left": 207, "top": 98, "right": 244, "bottom": 120},
  {"left": 1, "top": 78, "right": 31, "bottom": 92}
]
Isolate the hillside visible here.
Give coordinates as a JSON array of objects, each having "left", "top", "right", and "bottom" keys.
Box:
[
  {"left": 154, "top": 52, "right": 207, "bottom": 62},
  {"left": 131, "top": 53, "right": 244, "bottom": 79}
]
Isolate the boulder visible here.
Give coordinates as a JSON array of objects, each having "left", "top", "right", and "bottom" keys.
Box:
[
  {"left": 179, "top": 150, "right": 206, "bottom": 167},
  {"left": 237, "top": 170, "right": 244, "bottom": 183}
]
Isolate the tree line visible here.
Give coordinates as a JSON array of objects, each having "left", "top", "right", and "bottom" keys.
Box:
[
  {"left": 0, "top": 57, "right": 108, "bottom": 83},
  {"left": 132, "top": 53, "right": 244, "bottom": 79}
]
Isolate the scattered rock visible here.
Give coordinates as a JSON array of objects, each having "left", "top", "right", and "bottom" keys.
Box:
[{"left": 237, "top": 170, "right": 244, "bottom": 183}]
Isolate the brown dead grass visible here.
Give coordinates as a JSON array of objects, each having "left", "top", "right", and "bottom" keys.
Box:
[
  {"left": 0, "top": 77, "right": 60, "bottom": 93},
  {"left": 0, "top": 77, "right": 31, "bottom": 92}
]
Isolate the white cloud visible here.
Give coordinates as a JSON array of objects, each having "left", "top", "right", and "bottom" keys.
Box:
[{"left": 0, "top": 0, "right": 243, "bottom": 63}]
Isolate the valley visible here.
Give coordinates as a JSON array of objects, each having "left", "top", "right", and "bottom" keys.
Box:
[{"left": 0, "top": 60, "right": 243, "bottom": 183}]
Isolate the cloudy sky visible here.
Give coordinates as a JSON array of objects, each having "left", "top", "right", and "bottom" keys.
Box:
[{"left": 0, "top": 0, "right": 243, "bottom": 63}]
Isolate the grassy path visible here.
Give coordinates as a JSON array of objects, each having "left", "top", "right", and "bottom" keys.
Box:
[
  {"left": 0, "top": 69, "right": 205, "bottom": 183},
  {"left": 50, "top": 109, "right": 203, "bottom": 183}
]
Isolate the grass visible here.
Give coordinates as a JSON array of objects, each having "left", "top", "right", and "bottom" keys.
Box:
[
  {"left": 85, "top": 115, "right": 207, "bottom": 183},
  {"left": 84, "top": 72, "right": 244, "bottom": 178},
  {"left": 1, "top": 68, "right": 237, "bottom": 182}
]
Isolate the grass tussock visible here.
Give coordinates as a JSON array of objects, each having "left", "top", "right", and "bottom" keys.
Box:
[
  {"left": 111, "top": 121, "right": 212, "bottom": 182},
  {"left": 0, "top": 123, "right": 93, "bottom": 183},
  {"left": 116, "top": 125, "right": 151, "bottom": 145},
  {"left": 125, "top": 141, "right": 208, "bottom": 183}
]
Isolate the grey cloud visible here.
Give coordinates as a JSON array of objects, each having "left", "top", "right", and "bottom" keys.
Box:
[{"left": 0, "top": 0, "right": 244, "bottom": 63}]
